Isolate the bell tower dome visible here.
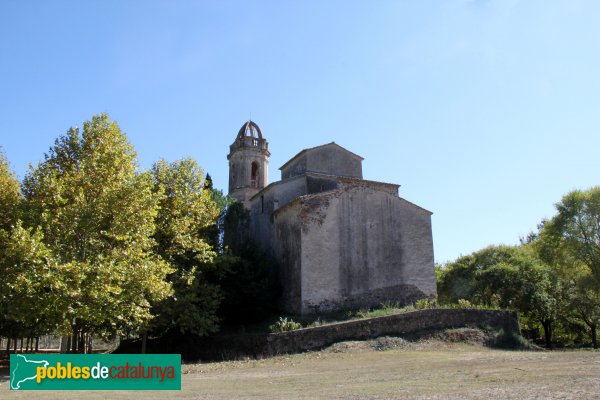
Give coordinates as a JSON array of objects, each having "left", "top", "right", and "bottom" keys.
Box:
[{"left": 227, "top": 120, "right": 270, "bottom": 206}]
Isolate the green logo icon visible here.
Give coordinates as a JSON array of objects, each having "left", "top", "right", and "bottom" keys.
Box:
[{"left": 10, "top": 354, "right": 50, "bottom": 390}]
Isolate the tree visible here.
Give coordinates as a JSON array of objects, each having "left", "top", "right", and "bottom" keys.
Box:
[
  {"left": 437, "top": 246, "right": 518, "bottom": 305},
  {"left": 150, "top": 158, "right": 221, "bottom": 336},
  {"left": 214, "top": 202, "right": 280, "bottom": 326},
  {"left": 0, "top": 222, "right": 66, "bottom": 343},
  {"left": 542, "top": 187, "right": 600, "bottom": 283},
  {"left": 438, "top": 245, "right": 559, "bottom": 348},
  {"left": 566, "top": 274, "right": 600, "bottom": 348},
  {"left": 535, "top": 187, "right": 600, "bottom": 348},
  {"left": 0, "top": 149, "right": 20, "bottom": 230},
  {"left": 21, "top": 114, "right": 172, "bottom": 349},
  {"left": 201, "top": 173, "right": 230, "bottom": 252}
]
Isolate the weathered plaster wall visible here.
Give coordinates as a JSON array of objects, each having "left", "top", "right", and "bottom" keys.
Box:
[
  {"left": 300, "top": 192, "right": 342, "bottom": 313},
  {"left": 394, "top": 197, "right": 436, "bottom": 297},
  {"left": 281, "top": 145, "right": 362, "bottom": 180},
  {"left": 228, "top": 148, "right": 269, "bottom": 205},
  {"left": 306, "top": 174, "right": 338, "bottom": 194},
  {"left": 249, "top": 175, "right": 308, "bottom": 256},
  {"left": 273, "top": 201, "right": 303, "bottom": 313},
  {"left": 299, "top": 181, "right": 436, "bottom": 313}
]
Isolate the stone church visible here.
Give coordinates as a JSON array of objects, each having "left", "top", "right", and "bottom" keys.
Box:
[{"left": 228, "top": 121, "right": 437, "bottom": 315}]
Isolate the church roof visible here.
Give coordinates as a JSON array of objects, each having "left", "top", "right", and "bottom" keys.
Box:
[{"left": 279, "top": 142, "right": 364, "bottom": 171}]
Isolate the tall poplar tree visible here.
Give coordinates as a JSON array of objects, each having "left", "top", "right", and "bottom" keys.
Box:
[
  {"left": 22, "top": 114, "right": 172, "bottom": 346},
  {"left": 150, "top": 158, "right": 221, "bottom": 336}
]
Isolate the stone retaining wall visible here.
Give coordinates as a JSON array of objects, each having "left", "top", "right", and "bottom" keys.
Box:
[{"left": 117, "top": 309, "right": 520, "bottom": 361}]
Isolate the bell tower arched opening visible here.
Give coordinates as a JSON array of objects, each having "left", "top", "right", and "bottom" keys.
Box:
[{"left": 251, "top": 161, "right": 259, "bottom": 188}]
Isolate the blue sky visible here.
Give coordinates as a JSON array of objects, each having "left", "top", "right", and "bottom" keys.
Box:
[{"left": 1, "top": 1, "right": 598, "bottom": 263}]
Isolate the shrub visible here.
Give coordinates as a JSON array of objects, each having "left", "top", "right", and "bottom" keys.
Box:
[
  {"left": 457, "top": 299, "right": 474, "bottom": 308},
  {"left": 269, "top": 317, "right": 302, "bottom": 333},
  {"left": 483, "top": 326, "right": 534, "bottom": 349},
  {"left": 415, "top": 298, "right": 438, "bottom": 309}
]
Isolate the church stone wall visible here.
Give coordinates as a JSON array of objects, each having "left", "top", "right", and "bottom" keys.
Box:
[
  {"left": 393, "top": 197, "right": 437, "bottom": 297},
  {"left": 273, "top": 201, "right": 303, "bottom": 313},
  {"left": 281, "top": 145, "right": 363, "bottom": 180},
  {"left": 298, "top": 183, "right": 436, "bottom": 314},
  {"left": 280, "top": 155, "right": 307, "bottom": 180},
  {"left": 249, "top": 175, "right": 308, "bottom": 256},
  {"left": 300, "top": 191, "right": 343, "bottom": 313}
]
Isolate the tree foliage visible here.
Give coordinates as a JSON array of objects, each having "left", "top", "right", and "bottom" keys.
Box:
[
  {"left": 0, "top": 149, "right": 20, "bottom": 230},
  {"left": 0, "top": 223, "right": 64, "bottom": 340},
  {"left": 21, "top": 114, "right": 172, "bottom": 342},
  {"left": 150, "top": 158, "right": 221, "bottom": 336},
  {"left": 1, "top": 114, "right": 287, "bottom": 350},
  {"left": 439, "top": 187, "right": 600, "bottom": 349},
  {"left": 534, "top": 187, "right": 600, "bottom": 348},
  {"left": 437, "top": 245, "right": 558, "bottom": 347},
  {"left": 540, "top": 187, "right": 600, "bottom": 283},
  {"left": 214, "top": 202, "right": 280, "bottom": 326}
]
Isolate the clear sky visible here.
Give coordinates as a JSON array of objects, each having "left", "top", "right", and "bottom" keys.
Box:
[{"left": 1, "top": 1, "right": 598, "bottom": 264}]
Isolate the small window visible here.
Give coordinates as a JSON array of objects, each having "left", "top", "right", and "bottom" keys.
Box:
[
  {"left": 321, "top": 184, "right": 325, "bottom": 192},
  {"left": 253, "top": 138, "right": 259, "bottom": 146}
]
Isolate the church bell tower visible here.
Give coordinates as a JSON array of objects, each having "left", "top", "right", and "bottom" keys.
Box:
[{"left": 227, "top": 120, "right": 270, "bottom": 206}]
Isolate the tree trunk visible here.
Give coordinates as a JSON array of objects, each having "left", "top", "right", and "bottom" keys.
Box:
[
  {"left": 13, "top": 338, "right": 17, "bottom": 353},
  {"left": 141, "top": 331, "right": 147, "bottom": 354},
  {"left": 591, "top": 324, "right": 597, "bottom": 349},
  {"left": 76, "top": 332, "right": 81, "bottom": 354},
  {"left": 6, "top": 338, "right": 10, "bottom": 354},
  {"left": 35, "top": 337, "right": 39, "bottom": 352},
  {"left": 19, "top": 337, "right": 23, "bottom": 353},
  {"left": 60, "top": 336, "right": 68, "bottom": 353},
  {"left": 74, "top": 333, "right": 78, "bottom": 353},
  {"left": 80, "top": 332, "right": 86, "bottom": 354},
  {"left": 86, "top": 334, "right": 93, "bottom": 354},
  {"left": 541, "top": 320, "right": 553, "bottom": 349},
  {"left": 75, "top": 332, "right": 80, "bottom": 353}
]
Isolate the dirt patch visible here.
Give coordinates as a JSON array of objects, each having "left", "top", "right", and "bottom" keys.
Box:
[
  {"left": 324, "top": 328, "right": 493, "bottom": 353},
  {"left": 430, "top": 327, "right": 490, "bottom": 345}
]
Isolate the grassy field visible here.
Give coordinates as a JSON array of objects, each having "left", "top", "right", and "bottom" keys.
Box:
[{"left": 2, "top": 342, "right": 599, "bottom": 399}]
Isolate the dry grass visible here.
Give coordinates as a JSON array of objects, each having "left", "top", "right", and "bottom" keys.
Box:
[{"left": 2, "top": 341, "right": 599, "bottom": 399}]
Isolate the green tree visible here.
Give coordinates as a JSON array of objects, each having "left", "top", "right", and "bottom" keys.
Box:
[
  {"left": 150, "top": 158, "right": 221, "bottom": 336},
  {"left": 535, "top": 187, "right": 600, "bottom": 348},
  {"left": 565, "top": 273, "right": 600, "bottom": 348},
  {"left": 437, "top": 245, "right": 518, "bottom": 305},
  {"left": 541, "top": 187, "right": 600, "bottom": 283},
  {"left": 438, "top": 245, "right": 559, "bottom": 348},
  {"left": 22, "top": 114, "right": 171, "bottom": 349},
  {"left": 214, "top": 202, "right": 280, "bottom": 326},
  {"left": 0, "top": 149, "right": 20, "bottom": 230},
  {"left": 0, "top": 223, "right": 67, "bottom": 342}
]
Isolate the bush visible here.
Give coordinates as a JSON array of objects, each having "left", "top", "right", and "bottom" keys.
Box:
[
  {"left": 269, "top": 317, "right": 302, "bottom": 333},
  {"left": 457, "top": 299, "right": 474, "bottom": 308},
  {"left": 415, "top": 298, "right": 438, "bottom": 309},
  {"left": 484, "top": 326, "right": 534, "bottom": 349}
]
